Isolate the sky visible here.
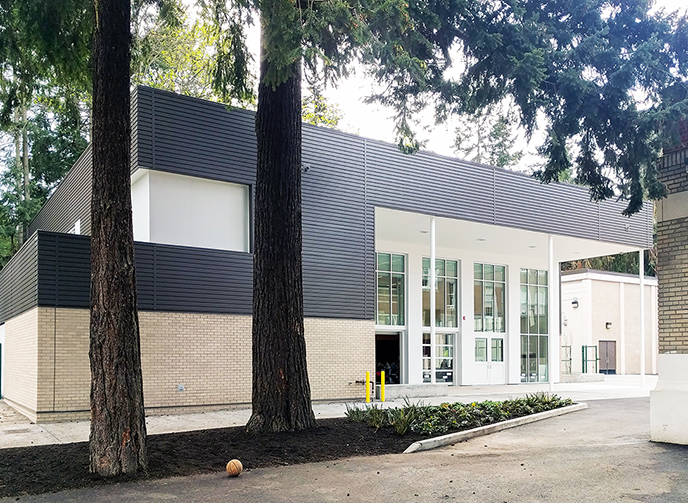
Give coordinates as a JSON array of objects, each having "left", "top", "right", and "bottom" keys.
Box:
[{"left": 194, "top": 0, "right": 688, "bottom": 168}]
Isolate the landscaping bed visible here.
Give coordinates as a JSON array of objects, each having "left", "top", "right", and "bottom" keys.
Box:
[
  {"left": 0, "top": 417, "right": 425, "bottom": 498},
  {"left": 0, "top": 393, "right": 573, "bottom": 498},
  {"left": 346, "top": 392, "right": 574, "bottom": 436}
]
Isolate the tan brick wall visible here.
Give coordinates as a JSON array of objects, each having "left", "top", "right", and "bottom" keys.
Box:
[
  {"left": 4, "top": 307, "right": 374, "bottom": 422},
  {"left": 657, "top": 216, "right": 688, "bottom": 354},
  {"left": 3, "top": 307, "right": 39, "bottom": 416},
  {"left": 657, "top": 145, "right": 688, "bottom": 354}
]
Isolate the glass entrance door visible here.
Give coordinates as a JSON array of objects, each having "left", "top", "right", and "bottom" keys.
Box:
[
  {"left": 475, "top": 337, "right": 505, "bottom": 384},
  {"left": 422, "top": 332, "right": 456, "bottom": 384}
]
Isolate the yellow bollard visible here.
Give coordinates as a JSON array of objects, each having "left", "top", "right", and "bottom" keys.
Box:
[
  {"left": 366, "top": 371, "right": 370, "bottom": 403},
  {"left": 381, "top": 371, "right": 385, "bottom": 402}
]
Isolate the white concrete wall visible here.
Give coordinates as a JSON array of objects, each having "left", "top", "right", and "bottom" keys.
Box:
[
  {"left": 651, "top": 354, "right": 688, "bottom": 444},
  {"left": 131, "top": 170, "right": 150, "bottom": 242},
  {"left": 131, "top": 170, "right": 250, "bottom": 252},
  {"left": 375, "top": 238, "right": 551, "bottom": 386},
  {"left": 561, "top": 272, "right": 657, "bottom": 376}
]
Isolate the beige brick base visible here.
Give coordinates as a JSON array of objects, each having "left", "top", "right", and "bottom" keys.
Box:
[{"left": 3, "top": 307, "right": 374, "bottom": 422}]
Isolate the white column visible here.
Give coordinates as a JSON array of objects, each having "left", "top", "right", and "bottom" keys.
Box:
[
  {"left": 430, "top": 217, "right": 436, "bottom": 384},
  {"left": 652, "top": 285, "right": 658, "bottom": 375},
  {"left": 619, "top": 282, "right": 626, "bottom": 375},
  {"left": 548, "top": 235, "right": 555, "bottom": 392},
  {"left": 640, "top": 250, "right": 646, "bottom": 388}
]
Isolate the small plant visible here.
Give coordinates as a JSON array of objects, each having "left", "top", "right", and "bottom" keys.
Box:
[{"left": 345, "top": 404, "right": 366, "bottom": 423}]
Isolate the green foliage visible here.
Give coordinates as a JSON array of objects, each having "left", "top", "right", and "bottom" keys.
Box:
[
  {"left": 302, "top": 86, "right": 343, "bottom": 128},
  {"left": 345, "top": 393, "right": 574, "bottom": 437},
  {"left": 454, "top": 106, "right": 523, "bottom": 168}
]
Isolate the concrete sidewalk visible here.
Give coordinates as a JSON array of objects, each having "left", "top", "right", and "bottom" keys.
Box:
[
  {"left": 4, "top": 393, "right": 687, "bottom": 502},
  {"left": 0, "top": 374, "right": 657, "bottom": 449}
]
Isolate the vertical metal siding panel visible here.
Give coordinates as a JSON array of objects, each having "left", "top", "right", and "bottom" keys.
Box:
[
  {"left": 366, "top": 141, "right": 494, "bottom": 223},
  {"left": 136, "top": 86, "right": 154, "bottom": 170},
  {"left": 598, "top": 199, "right": 654, "bottom": 248},
  {"left": 0, "top": 233, "right": 38, "bottom": 323},
  {"left": 494, "top": 170, "right": 598, "bottom": 238},
  {"left": 301, "top": 125, "right": 368, "bottom": 319},
  {"left": 148, "top": 88, "right": 256, "bottom": 185},
  {"left": 28, "top": 145, "right": 92, "bottom": 236}
]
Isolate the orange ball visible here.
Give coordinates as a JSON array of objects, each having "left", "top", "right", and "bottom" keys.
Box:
[{"left": 226, "top": 459, "right": 243, "bottom": 477}]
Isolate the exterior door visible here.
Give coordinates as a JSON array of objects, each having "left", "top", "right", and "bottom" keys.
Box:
[
  {"left": 599, "top": 340, "right": 616, "bottom": 375},
  {"left": 474, "top": 337, "right": 506, "bottom": 385}
]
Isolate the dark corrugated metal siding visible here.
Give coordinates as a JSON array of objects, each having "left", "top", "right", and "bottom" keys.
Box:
[
  {"left": 13, "top": 87, "right": 652, "bottom": 325},
  {"left": 0, "top": 234, "right": 38, "bottom": 323},
  {"left": 302, "top": 125, "right": 370, "bottom": 319},
  {"left": 28, "top": 145, "right": 92, "bottom": 236},
  {"left": 32, "top": 231, "right": 253, "bottom": 316}
]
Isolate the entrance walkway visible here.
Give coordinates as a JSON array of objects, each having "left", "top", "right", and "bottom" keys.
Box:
[{"left": 0, "top": 375, "right": 657, "bottom": 449}]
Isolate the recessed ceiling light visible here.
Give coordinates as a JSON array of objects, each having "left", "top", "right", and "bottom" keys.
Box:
[
  {"left": 477, "top": 238, "right": 486, "bottom": 242},
  {"left": 528, "top": 245, "right": 537, "bottom": 248},
  {"left": 419, "top": 230, "right": 429, "bottom": 234}
]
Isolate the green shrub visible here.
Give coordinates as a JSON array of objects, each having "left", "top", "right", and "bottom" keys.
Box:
[{"left": 349, "top": 393, "right": 573, "bottom": 437}]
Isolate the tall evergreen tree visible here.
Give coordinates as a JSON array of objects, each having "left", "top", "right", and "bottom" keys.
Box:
[{"left": 89, "top": 0, "right": 147, "bottom": 476}]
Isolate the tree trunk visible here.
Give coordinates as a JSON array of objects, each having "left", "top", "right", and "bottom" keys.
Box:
[
  {"left": 89, "top": 0, "right": 147, "bottom": 476},
  {"left": 245, "top": 32, "right": 316, "bottom": 434}
]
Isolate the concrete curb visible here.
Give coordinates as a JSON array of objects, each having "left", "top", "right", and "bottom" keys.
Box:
[{"left": 404, "top": 402, "right": 589, "bottom": 453}]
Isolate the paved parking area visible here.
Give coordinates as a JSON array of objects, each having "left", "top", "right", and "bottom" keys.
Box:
[{"left": 4, "top": 396, "right": 687, "bottom": 502}]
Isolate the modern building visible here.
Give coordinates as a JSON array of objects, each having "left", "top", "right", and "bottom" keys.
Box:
[
  {"left": 560, "top": 269, "right": 657, "bottom": 377},
  {"left": 0, "top": 87, "right": 654, "bottom": 422}
]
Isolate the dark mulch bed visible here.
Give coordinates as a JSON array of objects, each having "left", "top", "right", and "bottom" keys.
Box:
[{"left": 0, "top": 418, "right": 423, "bottom": 498}]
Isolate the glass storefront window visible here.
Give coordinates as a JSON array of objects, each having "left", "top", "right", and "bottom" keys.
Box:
[
  {"left": 520, "top": 268, "right": 549, "bottom": 382},
  {"left": 422, "top": 258, "right": 459, "bottom": 328},
  {"left": 474, "top": 263, "right": 506, "bottom": 333},
  {"left": 423, "top": 332, "right": 455, "bottom": 383},
  {"left": 376, "top": 253, "right": 405, "bottom": 326}
]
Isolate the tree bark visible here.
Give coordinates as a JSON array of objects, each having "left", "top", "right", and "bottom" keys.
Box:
[
  {"left": 89, "top": 0, "right": 147, "bottom": 476},
  {"left": 245, "top": 32, "right": 316, "bottom": 434}
]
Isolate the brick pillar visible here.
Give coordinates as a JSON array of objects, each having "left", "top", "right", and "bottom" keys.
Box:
[{"left": 651, "top": 144, "right": 688, "bottom": 444}]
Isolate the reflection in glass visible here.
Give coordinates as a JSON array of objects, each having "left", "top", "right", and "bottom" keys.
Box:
[
  {"left": 529, "top": 335, "right": 538, "bottom": 382},
  {"left": 485, "top": 264, "right": 494, "bottom": 280},
  {"left": 538, "top": 269, "right": 548, "bottom": 286},
  {"left": 491, "top": 338, "right": 504, "bottom": 362},
  {"left": 447, "top": 260, "right": 458, "bottom": 278},
  {"left": 392, "top": 254, "right": 405, "bottom": 273},
  {"left": 520, "top": 335, "right": 528, "bottom": 382},
  {"left": 435, "top": 259, "right": 445, "bottom": 277},
  {"left": 474, "top": 281, "right": 483, "bottom": 331},
  {"left": 474, "top": 263, "right": 483, "bottom": 279},
  {"left": 436, "top": 277, "right": 446, "bottom": 327},
  {"left": 484, "top": 281, "right": 494, "bottom": 331},
  {"left": 539, "top": 335, "right": 548, "bottom": 382},
  {"left": 377, "top": 272, "right": 390, "bottom": 325},
  {"left": 495, "top": 265, "right": 505, "bottom": 282},
  {"left": 528, "top": 285, "right": 538, "bottom": 334},
  {"left": 391, "top": 273, "right": 405, "bottom": 325},
  {"left": 495, "top": 282, "right": 505, "bottom": 332},
  {"left": 422, "top": 257, "right": 430, "bottom": 276},
  {"left": 528, "top": 269, "right": 538, "bottom": 285},
  {"left": 520, "top": 268, "right": 528, "bottom": 284},
  {"left": 475, "top": 338, "right": 487, "bottom": 362},
  {"left": 377, "top": 253, "right": 391, "bottom": 271},
  {"left": 538, "top": 286, "right": 548, "bottom": 334},
  {"left": 520, "top": 285, "right": 528, "bottom": 334},
  {"left": 446, "top": 279, "right": 457, "bottom": 328}
]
